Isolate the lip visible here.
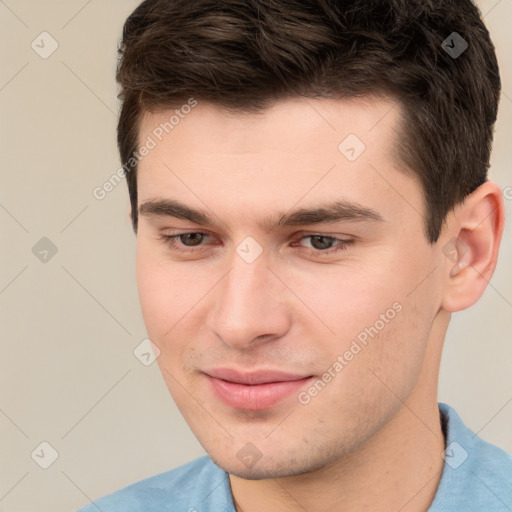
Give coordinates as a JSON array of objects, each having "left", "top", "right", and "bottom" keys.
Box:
[{"left": 204, "top": 368, "right": 314, "bottom": 410}]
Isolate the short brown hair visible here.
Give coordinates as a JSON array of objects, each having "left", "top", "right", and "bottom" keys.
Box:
[{"left": 116, "top": 0, "right": 500, "bottom": 243}]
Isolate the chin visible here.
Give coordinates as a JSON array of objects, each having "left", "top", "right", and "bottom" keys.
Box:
[{"left": 209, "top": 448, "right": 338, "bottom": 480}]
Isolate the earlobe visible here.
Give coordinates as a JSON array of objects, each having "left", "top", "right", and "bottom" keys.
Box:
[{"left": 441, "top": 181, "right": 505, "bottom": 313}]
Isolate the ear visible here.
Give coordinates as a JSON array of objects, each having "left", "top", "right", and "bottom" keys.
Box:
[{"left": 440, "top": 181, "right": 505, "bottom": 313}]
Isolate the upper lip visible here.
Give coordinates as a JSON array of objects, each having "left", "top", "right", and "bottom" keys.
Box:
[{"left": 204, "top": 368, "right": 312, "bottom": 385}]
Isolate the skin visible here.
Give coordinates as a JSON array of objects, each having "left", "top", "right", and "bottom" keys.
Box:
[{"left": 134, "top": 96, "right": 504, "bottom": 512}]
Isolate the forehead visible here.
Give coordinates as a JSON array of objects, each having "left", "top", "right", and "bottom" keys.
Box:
[
  {"left": 136, "top": 96, "right": 423, "bottom": 230},
  {"left": 140, "top": 95, "right": 401, "bottom": 156}
]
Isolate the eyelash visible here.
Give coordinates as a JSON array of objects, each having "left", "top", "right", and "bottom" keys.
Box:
[{"left": 159, "top": 233, "right": 354, "bottom": 257}]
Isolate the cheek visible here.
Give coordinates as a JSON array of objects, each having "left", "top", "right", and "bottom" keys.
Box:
[
  {"left": 277, "top": 256, "right": 407, "bottom": 342},
  {"left": 136, "top": 237, "right": 176, "bottom": 306},
  {"left": 341, "top": 279, "right": 437, "bottom": 403},
  {"left": 135, "top": 243, "right": 216, "bottom": 360},
  {"left": 136, "top": 244, "right": 163, "bottom": 331},
  {"left": 291, "top": 251, "right": 436, "bottom": 380},
  {"left": 135, "top": 240, "right": 184, "bottom": 342}
]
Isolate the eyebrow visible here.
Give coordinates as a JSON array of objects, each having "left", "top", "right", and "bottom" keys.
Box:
[{"left": 138, "top": 198, "right": 385, "bottom": 232}]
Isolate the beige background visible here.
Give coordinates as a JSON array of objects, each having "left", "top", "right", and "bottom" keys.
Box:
[{"left": 0, "top": 1, "right": 511, "bottom": 511}]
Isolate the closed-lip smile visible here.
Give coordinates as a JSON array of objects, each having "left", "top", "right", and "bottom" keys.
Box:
[{"left": 203, "top": 367, "right": 314, "bottom": 410}]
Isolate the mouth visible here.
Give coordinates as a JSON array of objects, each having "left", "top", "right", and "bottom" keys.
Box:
[{"left": 203, "top": 368, "right": 315, "bottom": 411}]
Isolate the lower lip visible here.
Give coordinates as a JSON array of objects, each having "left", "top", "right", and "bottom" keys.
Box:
[{"left": 206, "top": 375, "right": 314, "bottom": 410}]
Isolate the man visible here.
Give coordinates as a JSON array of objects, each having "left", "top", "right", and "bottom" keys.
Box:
[{"left": 78, "top": 0, "right": 511, "bottom": 510}]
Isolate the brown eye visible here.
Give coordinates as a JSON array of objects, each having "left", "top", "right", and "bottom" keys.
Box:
[
  {"left": 178, "top": 233, "right": 206, "bottom": 246},
  {"left": 309, "top": 235, "right": 336, "bottom": 250},
  {"left": 294, "top": 234, "right": 354, "bottom": 256}
]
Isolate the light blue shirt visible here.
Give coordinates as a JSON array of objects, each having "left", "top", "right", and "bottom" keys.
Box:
[{"left": 76, "top": 403, "right": 512, "bottom": 511}]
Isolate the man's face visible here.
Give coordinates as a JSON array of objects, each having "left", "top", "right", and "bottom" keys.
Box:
[{"left": 135, "top": 97, "right": 446, "bottom": 478}]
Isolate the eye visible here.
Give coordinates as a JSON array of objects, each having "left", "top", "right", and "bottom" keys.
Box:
[
  {"left": 172, "top": 233, "right": 206, "bottom": 247},
  {"left": 294, "top": 234, "right": 354, "bottom": 255},
  {"left": 160, "top": 232, "right": 211, "bottom": 252},
  {"left": 304, "top": 235, "right": 338, "bottom": 250}
]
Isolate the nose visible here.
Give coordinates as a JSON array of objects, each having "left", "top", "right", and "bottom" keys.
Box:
[{"left": 206, "top": 251, "right": 291, "bottom": 350}]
